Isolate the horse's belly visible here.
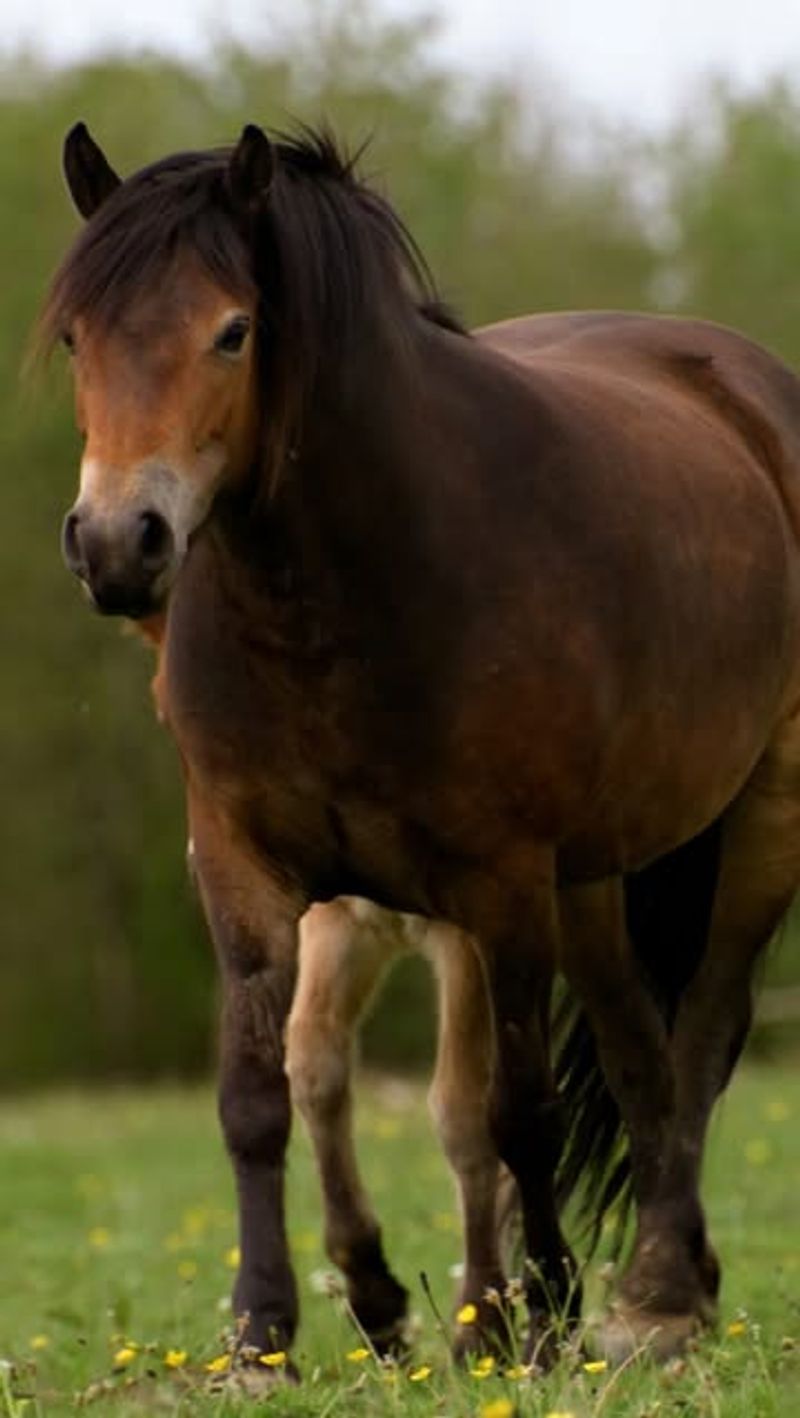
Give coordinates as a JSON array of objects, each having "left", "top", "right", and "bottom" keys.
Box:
[{"left": 553, "top": 693, "right": 797, "bottom": 882}]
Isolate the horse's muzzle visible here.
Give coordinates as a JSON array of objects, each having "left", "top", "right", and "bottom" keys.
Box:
[{"left": 61, "top": 505, "right": 175, "bottom": 618}]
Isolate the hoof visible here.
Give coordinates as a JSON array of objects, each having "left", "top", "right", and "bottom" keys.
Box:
[
  {"left": 591, "top": 1301, "right": 712, "bottom": 1365},
  {"left": 521, "top": 1315, "right": 564, "bottom": 1372},
  {"left": 207, "top": 1355, "right": 300, "bottom": 1394},
  {"left": 347, "top": 1265, "right": 409, "bottom": 1358},
  {"left": 452, "top": 1298, "right": 516, "bottom": 1365},
  {"left": 365, "top": 1319, "right": 411, "bottom": 1362}
]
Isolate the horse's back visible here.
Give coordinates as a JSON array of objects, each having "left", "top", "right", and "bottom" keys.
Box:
[
  {"left": 479, "top": 308, "right": 797, "bottom": 389},
  {"left": 480, "top": 311, "right": 800, "bottom": 498}
]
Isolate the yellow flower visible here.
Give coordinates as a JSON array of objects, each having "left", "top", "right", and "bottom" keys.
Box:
[
  {"left": 224, "top": 1245, "right": 241, "bottom": 1269},
  {"left": 504, "top": 1364, "right": 530, "bottom": 1379},
  {"left": 457, "top": 1302, "right": 478, "bottom": 1325},
  {"left": 727, "top": 1320, "right": 747, "bottom": 1337},
  {"left": 433, "top": 1211, "right": 459, "bottom": 1233},
  {"left": 29, "top": 1336, "right": 50, "bottom": 1351},
  {"left": 163, "top": 1349, "right": 188, "bottom": 1368},
  {"left": 583, "top": 1359, "right": 608, "bottom": 1374},
  {"left": 480, "top": 1401, "right": 515, "bottom": 1418},
  {"left": 113, "top": 1347, "right": 137, "bottom": 1368},
  {"left": 182, "top": 1205, "right": 211, "bottom": 1236},
  {"left": 177, "top": 1259, "right": 198, "bottom": 1281},
  {"left": 259, "top": 1351, "right": 286, "bottom": 1367},
  {"left": 204, "top": 1354, "right": 231, "bottom": 1374},
  {"left": 470, "top": 1355, "right": 495, "bottom": 1379},
  {"left": 346, "top": 1347, "right": 370, "bottom": 1363},
  {"left": 744, "top": 1139, "right": 771, "bottom": 1166},
  {"left": 765, "top": 1099, "right": 791, "bottom": 1123},
  {"left": 545, "top": 1412, "right": 576, "bottom": 1418},
  {"left": 75, "top": 1172, "right": 105, "bottom": 1198},
  {"left": 87, "top": 1226, "right": 111, "bottom": 1249},
  {"left": 409, "top": 1365, "right": 432, "bottom": 1382},
  {"left": 373, "top": 1118, "right": 401, "bottom": 1140},
  {"left": 293, "top": 1229, "right": 317, "bottom": 1254}
]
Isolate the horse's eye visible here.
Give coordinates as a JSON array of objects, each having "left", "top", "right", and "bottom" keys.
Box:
[
  {"left": 214, "top": 316, "right": 251, "bottom": 357},
  {"left": 62, "top": 330, "right": 75, "bottom": 354}
]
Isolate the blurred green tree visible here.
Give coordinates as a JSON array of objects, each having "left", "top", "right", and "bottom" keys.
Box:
[{"left": 666, "top": 79, "right": 800, "bottom": 363}]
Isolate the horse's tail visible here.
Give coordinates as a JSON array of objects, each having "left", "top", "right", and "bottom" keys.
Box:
[{"left": 554, "top": 818, "right": 723, "bottom": 1246}]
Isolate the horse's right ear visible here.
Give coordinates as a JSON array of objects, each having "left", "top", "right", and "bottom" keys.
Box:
[
  {"left": 63, "top": 122, "right": 121, "bottom": 219},
  {"left": 227, "top": 124, "right": 275, "bottom": 212}
]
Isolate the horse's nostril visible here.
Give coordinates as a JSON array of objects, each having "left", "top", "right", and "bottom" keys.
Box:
[
  {"left": 62, "top": 510, "right": 84, "bottom": 575},
  {"left": 138, "top": 510, "right": 174, "bottom": 570}
]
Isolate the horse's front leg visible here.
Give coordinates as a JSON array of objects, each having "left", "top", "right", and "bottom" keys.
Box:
[
  {"left": 189, "top": 791, "right": 304, "bottom": 1375},
  {"left": 285, "top": 898, "right": 409, "bottom": 1353}
]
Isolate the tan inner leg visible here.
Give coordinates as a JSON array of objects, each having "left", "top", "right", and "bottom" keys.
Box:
[
  {"left": 286, "top": 898, "right": 410, "bottom": 1269},
  {"left": 424, "top": 924, "right": 507, "bottom": 1344}
]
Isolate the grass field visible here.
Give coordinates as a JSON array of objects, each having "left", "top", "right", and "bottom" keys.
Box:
[{"left": 0, "top": 1065, "right": 798, "bottom": 1416}]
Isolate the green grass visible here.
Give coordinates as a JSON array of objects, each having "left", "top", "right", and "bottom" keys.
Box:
[{"left": 0, "top": 1066, "right": 798, "bottom": 1416}]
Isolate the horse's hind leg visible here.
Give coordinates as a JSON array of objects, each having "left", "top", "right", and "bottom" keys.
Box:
[
  {"left": 485, "top": 891, "right": 582, "bottom": 1368},
  {"left": 603, "top": 719, "right": 800, "bottom": 1360},
  {"left": 285, "top": 898, "right": 409, "bottom": 1352},
  {"left": 424, "top": 924, "right": 509, "bottom": 1359},
  {"left": 559, "top": 878, "right": 680, "bottom": 1350}
]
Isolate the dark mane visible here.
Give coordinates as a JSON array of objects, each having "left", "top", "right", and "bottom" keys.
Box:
[
  {"left": 41, "top": 125, "right": 466, "bottom": 483},
  {"left": 43, "top": 150, "right": 238, "bottom": 335}
]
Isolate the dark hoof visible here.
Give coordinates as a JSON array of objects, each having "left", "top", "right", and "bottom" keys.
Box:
[
  {"left": 207, "top": 1354, "right": 301, "bottom": 1394},
  {"left": 590, "top": 1299, "right": 714, "bottom": 1364},
  {"left": 520, "top": 1313, "right": 565, "bottom": 1372},
  {"left": 452, "top": 1297, "right": 517, "bottom": 1365},
  {"left": 364, "top": 1318, "right": 411, "bottom": 1361},
  {"left": 348, "top": 1269, "right": 409, "bottom": 1356}
]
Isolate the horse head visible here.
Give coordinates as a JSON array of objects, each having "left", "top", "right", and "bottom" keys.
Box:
[{"left": 52, "top": 123, "right": 273, "bottom": 617}]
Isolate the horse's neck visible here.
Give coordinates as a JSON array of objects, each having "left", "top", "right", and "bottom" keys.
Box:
[
  {"left": 255, "top": 320, "right": 460, "bottom": 586},
  {"left": 283, "top": 316, "right": 525, "bottom": 541},
  {"left": 204, "top": 317, "right": 539, "bottom": 654}
]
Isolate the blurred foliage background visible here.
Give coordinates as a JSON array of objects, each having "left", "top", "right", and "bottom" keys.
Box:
[{"left": 2, "top": 0, "right": 799, "bottom": 1086}]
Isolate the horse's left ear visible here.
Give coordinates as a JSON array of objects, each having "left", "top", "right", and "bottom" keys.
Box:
[
  {"left": 63, "top": 122, "right": 121, "bottom": 219},
  {"left": 227, "top": 124, "right": 275, "bottom": 211}
]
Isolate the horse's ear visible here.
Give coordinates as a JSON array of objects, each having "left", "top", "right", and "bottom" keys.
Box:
[
  {"left": 63, "top": 122, "right": 121, "bottom": 219},
  {"left": 227, "top": 124, "right": 275, "bottom": 211}
]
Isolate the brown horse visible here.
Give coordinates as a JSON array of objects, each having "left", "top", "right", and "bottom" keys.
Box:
[{"left": 45, "top": 120, "right": 800, "bottom": 1372}]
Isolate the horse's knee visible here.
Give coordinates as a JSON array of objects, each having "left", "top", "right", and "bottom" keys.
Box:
[
  {"left": 219, "top": 1062, "right": 292, "bottom": 1165},
  {"left": 285, "top": 1018, "right": 350, "bottom": 1123},
  {"left": 429, "top": 1082, "right": 494, "bottom": 1174}
]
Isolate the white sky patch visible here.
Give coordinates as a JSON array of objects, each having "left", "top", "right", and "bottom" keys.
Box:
[{"left": 2, "top": 0, "right": 800, "bottom": 127}]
